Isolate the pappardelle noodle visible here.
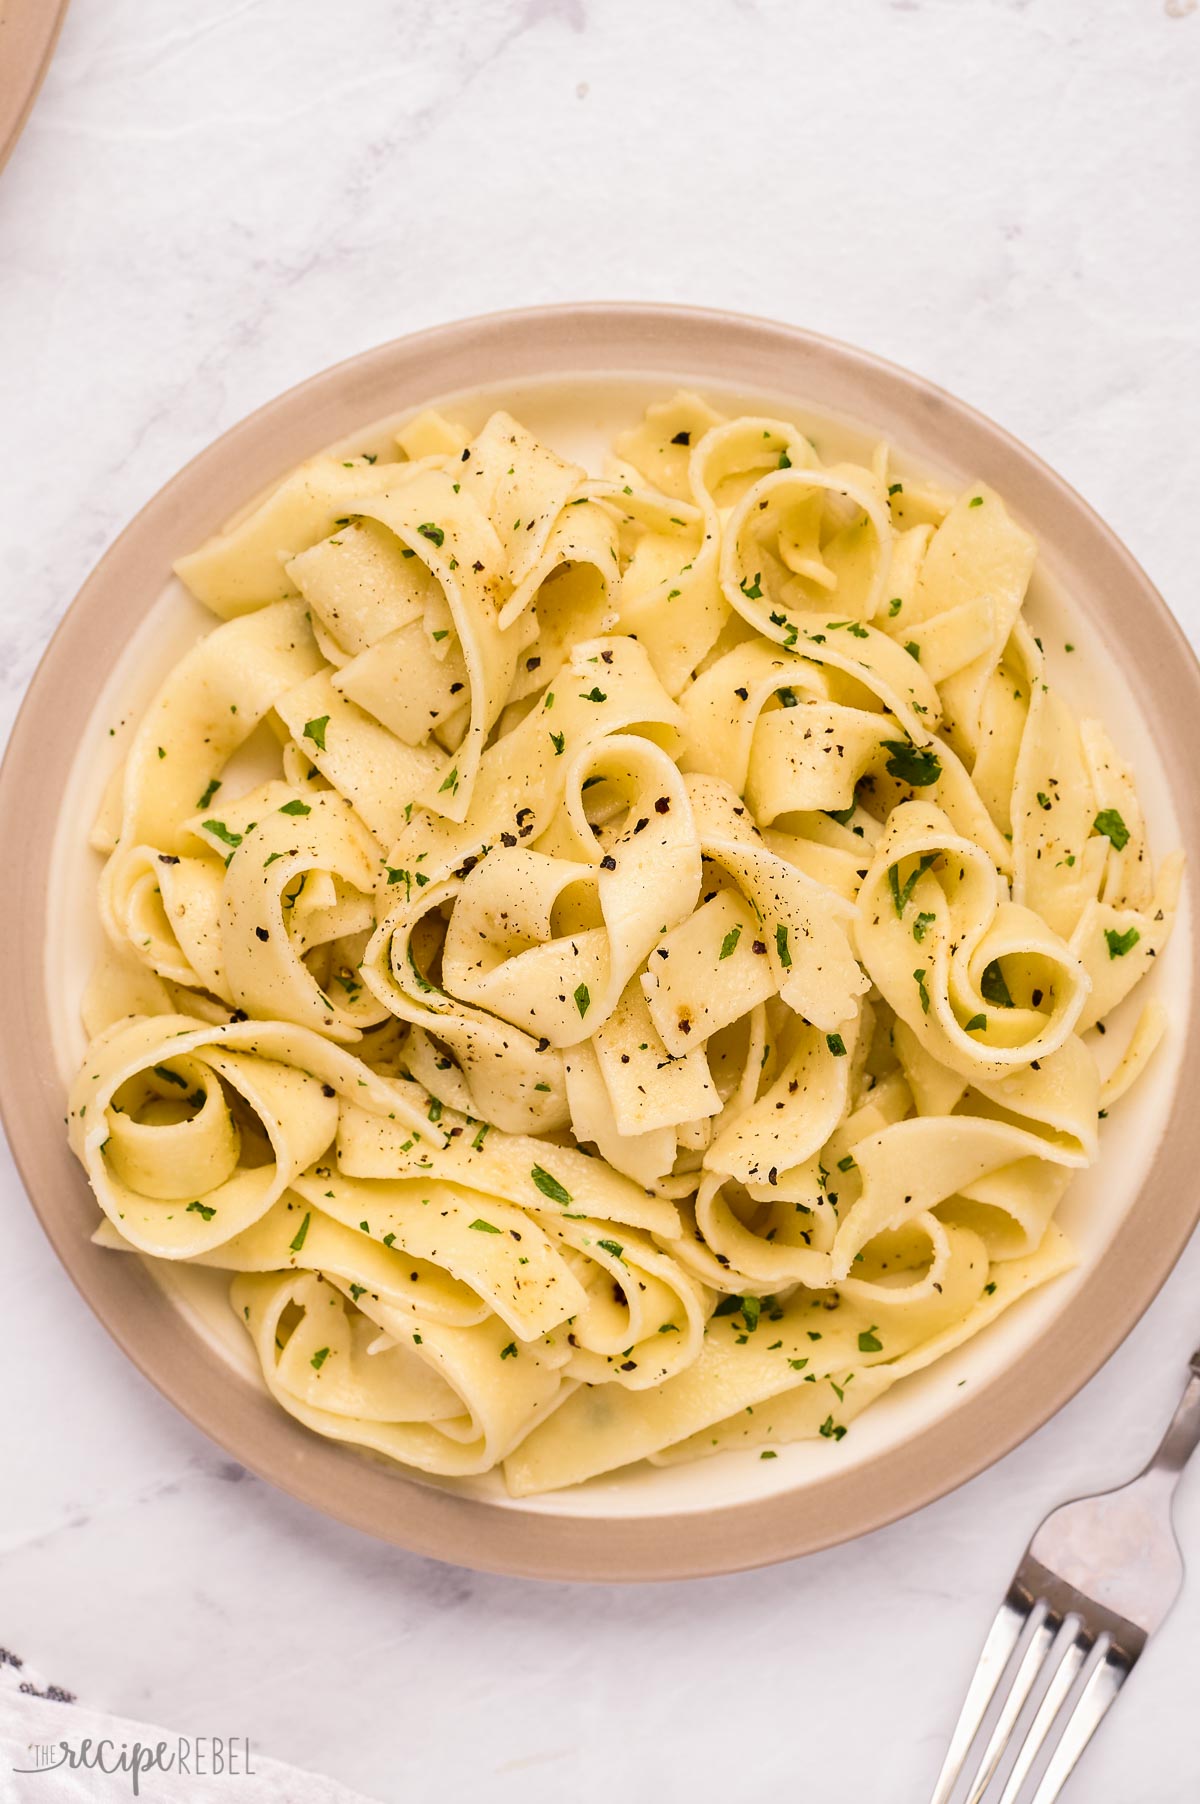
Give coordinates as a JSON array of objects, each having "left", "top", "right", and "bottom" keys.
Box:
[{"left": 69, "top": 392, "right": 1180, "bottom": 1494}]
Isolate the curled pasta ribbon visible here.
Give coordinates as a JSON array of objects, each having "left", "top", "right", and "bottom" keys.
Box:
[
  {"left": 102, "top": 780, "right": 388, "bottom": 1026},
  {"left": 568, "top": 980, "right": 724, "bottom": 1188},
  {"left": 174, "top": 455, "right": 433, "bottom": 618},
  {"left": 680, "top": 639, "right": 830, "bottom": 794},
  {"left": 342, "top": 470, "right": 521, "bottom": 825},
  {"left": 675, "top": 774, "right": 867, "bottom": 1034},
  {"left": 360, "top": 865, "right": 569, "bottom": 1136},
  {"left": 374, "top": 635, "right": 685, "bottom": 891},
  {"left": 498, "top": 498, "right": 621, "bottom": 694},
  {"left": 650, "top": 1224, "right": 1072, "bottom": 1471},
  {"left": 611, "top": 389, "right": 728, "bottom": 500},
  {"left": 458, "top": 410, "right": 587, "bottom": 602},
  {"left": 286, "top": 1167, "right": 589, "bottom": 1342},
  {"left": 615, "top": 413, "right": 821, "bottom": 696},
  {"left": 101, "top": 843, "right": 232, "bottom": 1002},
  {"left": 538, "top": 1216, "right": 708, "bottom": 1390},
  {"left": 144, "top": 1155, "right": 690, "bottom": 1375},
  {"left": 1010, "top": 629, "right": 1111, "bottom": 939},
  {"left": 221, "top": 792, "right": 386, "bottom": 1040},
  {"left": 901, "top": 487, "right": 1037, "bottom": 761},
  {"left": 503, "top": 1216, "right": 993, "bottom": 1497},
  {"left": 361, "top": 734, "right": 700, "bottom": 1118},
  {"left": 857, "top": 801, "right": 1090, "bottom": 1075},
  {"left": 705, "top": 1014, "right": 862, "bottom": 1190},
  {"left": 743, "top": 689, "right": 1011, "bottom": 873},
  {"left": 276, "top": 417, "right": 587, "bottom": 831},
  {"left": 100, "top": 1185, "right": 491, "bottom": 1328},
  {"left": 720, "top": 463, "right": 895, "bottom": 630},
  {"left": 666, "top": 1012, "right": 876, "bottom": 1289},
  {"left": 664, "top": 1173, "right": 837, "bottom": 1292},
  {"left": 67, "top": 1014, "right": 434, "bottom": 1258},
  {"left": 106, "top": 600, "right": 324, "bottom": 858},
  {"left": 443, "top": 735, "right": 699, "bottom": 1044},
  {"left": 233, "top": 1270, "right": 565, "bottom": 1477},
  {"left": 830, "top": 1113, "right": 1086, "bottom": 1279},
  {"left": 335, "top": 1101, "right": 680, "bottom": 1239}
]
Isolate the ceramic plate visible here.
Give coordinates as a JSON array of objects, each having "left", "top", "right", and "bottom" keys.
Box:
[
  {"left": 3, "top": 305, "right": 1198, "bottom": 1579},
  {"left": 0, "top": 0, "right": 69, "bottom": 176}
]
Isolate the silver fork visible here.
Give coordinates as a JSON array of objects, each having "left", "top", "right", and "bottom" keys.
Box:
[{"left": 929, "top": 1349, "right": 1200, "bottom": 1804}]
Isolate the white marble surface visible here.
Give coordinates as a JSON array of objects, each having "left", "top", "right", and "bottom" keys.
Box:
[{"left": 2, "top": 1, "right": 1199, "bottom": 1798}]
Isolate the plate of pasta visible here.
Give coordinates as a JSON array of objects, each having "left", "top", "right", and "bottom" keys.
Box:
[{"left": 3, "top": 305, "right": 1198, "bottom": 1578}]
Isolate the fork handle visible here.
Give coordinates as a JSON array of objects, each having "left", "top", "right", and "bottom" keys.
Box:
[{"left": 1143, "top": 1357, "right": 1200, "bottom": 1484}]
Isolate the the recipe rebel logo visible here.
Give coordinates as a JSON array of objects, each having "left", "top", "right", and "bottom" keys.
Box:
[{"left": 13, "top": 1734, "right": 257, "bottom": 1794}]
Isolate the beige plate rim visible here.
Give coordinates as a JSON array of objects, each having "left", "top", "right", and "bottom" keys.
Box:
[
  {"left": 0, "top": 0, "right": 70, "bottom": 177},
  {"left": 3, "top": 302, "right": 1200, "bottom": 1581}
]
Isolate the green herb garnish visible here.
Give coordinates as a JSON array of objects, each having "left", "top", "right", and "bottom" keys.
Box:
[
  {"left": 881, "top": 740, "right": 941, "bottom": 787},
  {"left": 531, "top": 1165, "right": 571, "bottom": 1206},
  {"left": 1093, "top": 809, "right": 1130, "bottom": 850},
  {"left": 1105, "top": 927, "right": 1141, "bottom": 959}
]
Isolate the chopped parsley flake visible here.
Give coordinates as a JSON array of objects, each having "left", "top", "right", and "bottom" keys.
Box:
[
  {"left": 530, "top": 1165, "right": 571, "bottom": 1206},
  {"left": 981, "top": 960, "right": 1015, "bottom": 1008},
  {"left": 1105, "top": 926, "right": 1141, "bottom": 959},
  {"left": 882, "top": 740, "right": 942, "bottom": 787},
  {"left": 888, "top": 852, "right": 938, "bottom": 916},
  {"left": 1093, "top": 809, "right": 1130, "bottom": 850}
]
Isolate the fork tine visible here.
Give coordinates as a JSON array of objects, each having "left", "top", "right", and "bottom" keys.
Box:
[
  {"left": 962, "top": 1609, "right": 1059, "bottom": 1804},
  {"left": 928, "top": 1593, "right": 1028, "bottom": 1804},
  {"left": 994, "top": 1623, "right": 1092, "bottom": 1804},
  {"left": 1027, "top": 1646, "right": 1131, "bottom": 1804}
]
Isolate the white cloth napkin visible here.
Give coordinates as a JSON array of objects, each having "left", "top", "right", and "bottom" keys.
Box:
[{"left": 0, "top": 1649, "right": 381, "bottom": 1803}]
